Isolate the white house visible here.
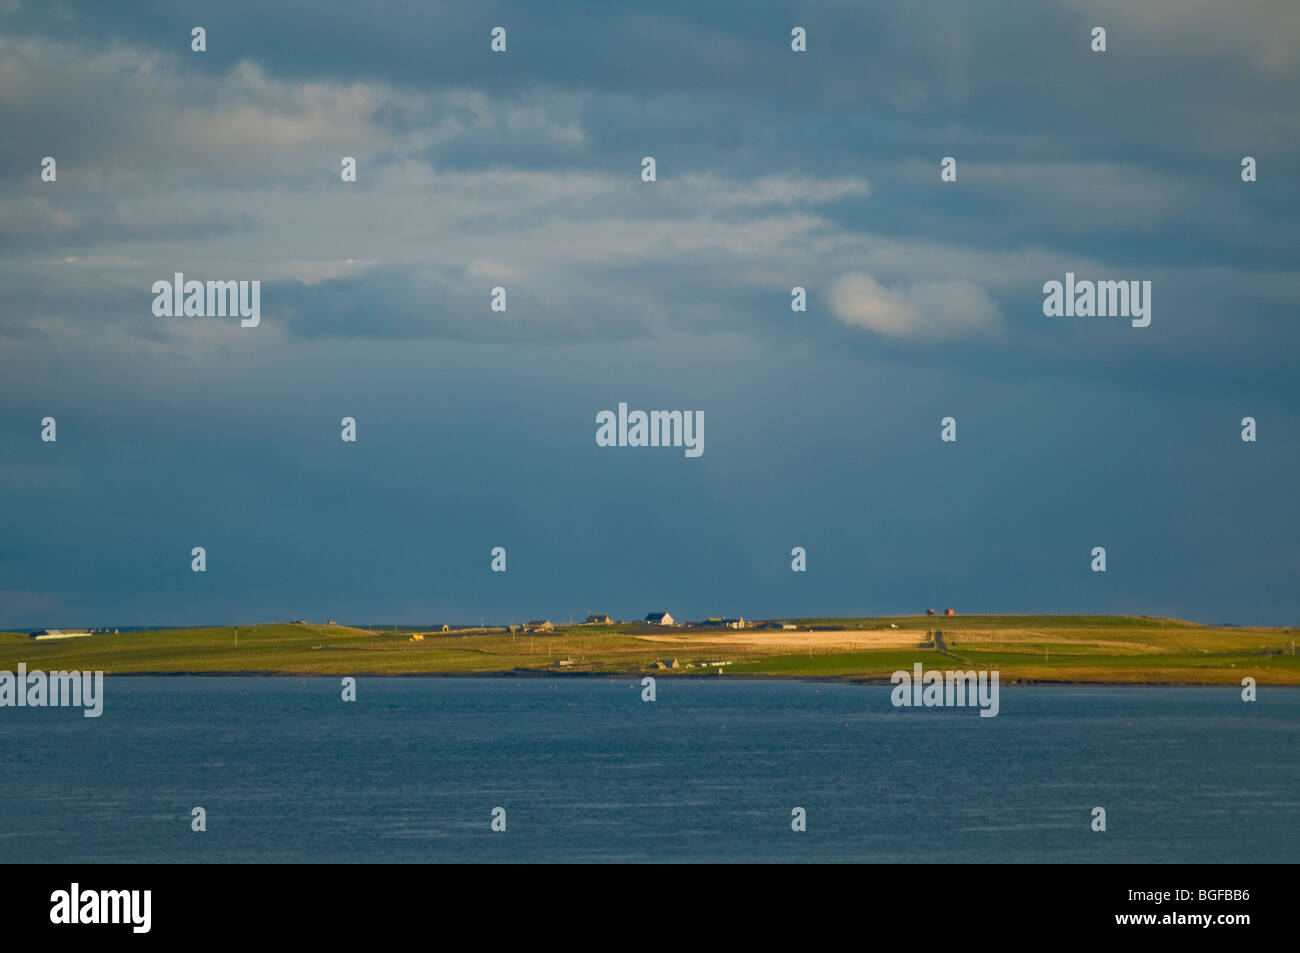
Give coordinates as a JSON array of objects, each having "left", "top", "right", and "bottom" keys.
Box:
[{"left": 30, "top": 629, "right": 92, "bottom": 640}]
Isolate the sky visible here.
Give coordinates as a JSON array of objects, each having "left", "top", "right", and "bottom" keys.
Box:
[{"left": 1, "top": 0, "right": 1297, "bottom": 628}]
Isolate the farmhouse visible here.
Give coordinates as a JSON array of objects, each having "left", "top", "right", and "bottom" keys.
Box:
[
  {"left": 29, "top": 629, "right": 92, "bottom": 640},
  {"left": 525, "top": 620, "right": 554, "bottom": 632},
  {"left": 644, "top": 612, "right": 674, "bottom": 626},
  {"left": 585, "top": 613, "right": 612, "bottom": 624}
]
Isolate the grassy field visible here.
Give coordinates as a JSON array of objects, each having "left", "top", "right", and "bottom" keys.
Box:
[{"left": 1, "top": 615, "right": 1297, "bottom": 684}]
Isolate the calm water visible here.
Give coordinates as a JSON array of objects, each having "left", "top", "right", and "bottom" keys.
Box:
[{"left": 0, "top": 678, "right": 1296, "bottom": 863}]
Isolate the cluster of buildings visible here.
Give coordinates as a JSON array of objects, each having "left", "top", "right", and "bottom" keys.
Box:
[
  {"left": 517, "top": 609, "right": 957, "bottom": 632},
  {"left": 29, "top": 610, "right": 958, "bottom": 640},
  {"left": 517, "top": 612, "right": 797, "bottom": 632}
]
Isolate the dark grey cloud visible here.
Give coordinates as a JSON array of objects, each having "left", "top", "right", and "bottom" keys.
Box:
[
  {"left": 1, "top": 1, "right": 1297, "bottom": 627},
  {"left": 272, "top": 266, "right": 653, "bottom": 342}
]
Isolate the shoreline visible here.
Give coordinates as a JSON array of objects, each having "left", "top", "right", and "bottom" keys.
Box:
[
  {"left": 89, "top": 669, "right": 1299, "bottom": 687},
  {"left": 7, "top": 616, "right": 1295, "bottom": 686}
]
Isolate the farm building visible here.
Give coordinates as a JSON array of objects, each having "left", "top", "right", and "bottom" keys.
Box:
[
  {"left": 525, "top": 620, "right": 554, "bottom": 632},
  {"left": 29, "top": 629, "right": 92, "bottom": 640},
  {"left": 644, "top": 611, "right": 674, "bottom": 626},
  {"left": 585, "top": 613, "right": 612, "bottom": 624},
  {"left": 945, "top": 608, "right": 956, "bottom": 616},
  {"left": 926, "top": 608, "right": 936, "bottom": 616}
]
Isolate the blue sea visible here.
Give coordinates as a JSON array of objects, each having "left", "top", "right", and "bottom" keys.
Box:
[{"left": 0, "top": 678, "right": 1296, "bottom": 863}]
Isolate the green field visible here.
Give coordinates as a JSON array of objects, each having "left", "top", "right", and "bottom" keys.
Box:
[{"left": 2, "top": 615, "right": 1297, "bottom": 684}]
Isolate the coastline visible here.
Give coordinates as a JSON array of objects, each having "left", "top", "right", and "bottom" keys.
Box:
[
  {"left": 5, "top": 615, "right": 1296, "bottom": 686},
  {"left": 88, "top": 669, "right": 1300, "bottom": 687}
]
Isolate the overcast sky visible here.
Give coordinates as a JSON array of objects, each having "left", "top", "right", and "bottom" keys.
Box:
[{"left": 1, "top": 1, "right": 1297, "bottom": 628}]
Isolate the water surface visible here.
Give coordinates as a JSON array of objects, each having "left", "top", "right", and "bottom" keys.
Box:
[{"left": 1, "top": 678, "right": 1295, "bottom": 862}]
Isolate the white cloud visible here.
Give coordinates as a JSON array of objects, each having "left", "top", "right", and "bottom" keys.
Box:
[{"left": 828, "top": 272, "right": 1002, "bottom": 340}]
